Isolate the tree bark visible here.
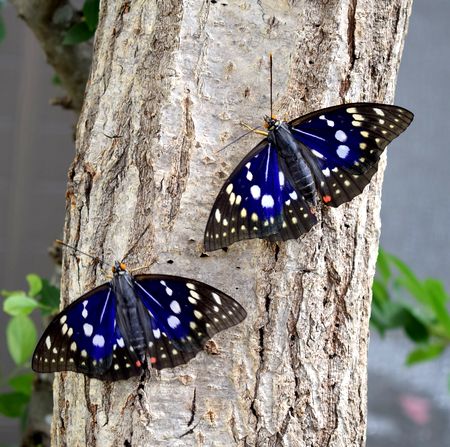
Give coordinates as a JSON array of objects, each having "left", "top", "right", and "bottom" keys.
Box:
[{"left": 54, "top": 1, "right": 413, "bottom": 446}]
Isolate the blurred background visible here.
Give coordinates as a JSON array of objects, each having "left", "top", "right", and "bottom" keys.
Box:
[{"left": 0, "top": 0, "right": 449, "bottom": 444}]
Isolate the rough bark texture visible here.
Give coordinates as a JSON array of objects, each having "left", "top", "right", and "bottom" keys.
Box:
[{"left": 54, "top": 1, "right": 413, "bottom": 446}]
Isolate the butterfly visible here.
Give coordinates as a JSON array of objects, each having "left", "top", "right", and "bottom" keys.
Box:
[
  {"left": 32, "top": 261, "right": 246, "bottom": 381},
  {"left": 204, "top": 103, "right": 413, "bottom": 251}
]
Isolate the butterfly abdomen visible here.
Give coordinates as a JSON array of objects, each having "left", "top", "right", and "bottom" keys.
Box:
[
  {"left": 112, "top": 274, "right": 149, "bottom": 362},
  {"left": 270, "top": 122, "right": 317, "bottom": 206}
]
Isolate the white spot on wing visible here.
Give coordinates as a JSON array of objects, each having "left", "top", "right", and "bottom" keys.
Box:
[
  {"left": 246, "top": 171, "right": 253, "bottom": 181},
  {"left": 250, "top": 185, "right": 261, "bottom": 200},
  {"left": 117, "top": 337, "right": 125, "bottom": 348},
  {"left": 261, "top": 194, "right": 274, "bottom": 208},
  {"left": 93, "top": 334, "right": 105, "bottom": 347},
  {"left": 168, "top": 315, "right": 181, "bottom": 329},
  {"left": 373, "top": 107, "right": 385, "bottom": 116},
  {"left": 83, "top": 323, "right": 93, "bottom": 337},
  {"left": 279, "top": 171, "right": 285, "bottom": 187},
  {"left": 170, "top": 300, "right": 181, "bottom": 314},
  {"left": 153, "top": 328, "right": 161, "bottom": 339},
  {"left": 335, "top": 130, "right": 347, "bottom": 142},
  {"left": 45, "top": 336, "right": 51, "bottom": 349},
  {"left": 289, "top": 191, "right": 298, "bottom": 200},
  {"left": 215, "top": 209, "right": 221, "bottom": 223},
  {"left": 322, "top": 168, "right": 331, "bottom": 177},
  {"left": 337, "top": 145, "right": 350, "bottom": 159},
  {"left": 212, "top": 293, "right": 222, "bottom": 305}
]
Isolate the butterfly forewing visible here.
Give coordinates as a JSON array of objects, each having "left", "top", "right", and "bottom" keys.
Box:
[
  {"left": 32, "top": 284, "right": 120, "bottom": 379},
  {"left": 204, "top": 140, "right": 317, "bottom": 251},
  {"left": 133, "top": 274, "right": 246, "bottom": 369},
  {"left": 290, "top": 103, "right": 413, "bottom": 206}
]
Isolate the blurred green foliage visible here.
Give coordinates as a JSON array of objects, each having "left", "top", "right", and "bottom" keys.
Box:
[
  {"left": 371, "top": 248, "right": 450, "bottom": 371},
  {"left": 0, "top": 275, "right": 59, "bottom": 419},
  {"left": 63, "top": 0, "right": 99, "bottom": 45}
]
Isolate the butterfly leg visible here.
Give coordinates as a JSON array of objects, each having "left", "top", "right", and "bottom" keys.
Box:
[
  {"left": 128, "top": 264, "right": 155, "bottom": 274},
  {"left": 240, "top": 122, "right": 269, "bottom": 136}
]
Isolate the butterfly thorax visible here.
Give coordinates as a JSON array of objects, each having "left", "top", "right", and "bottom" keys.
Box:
[
  {"left": 268, "top": 121, "right": 318, "bottom": 206},
  {"left": 111, "top": 266, "right": 149, "bottom": 363}
]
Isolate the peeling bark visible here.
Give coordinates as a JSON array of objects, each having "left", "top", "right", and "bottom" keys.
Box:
[{"left": 53, "top": 1, "right": 413, "bottom": 446}]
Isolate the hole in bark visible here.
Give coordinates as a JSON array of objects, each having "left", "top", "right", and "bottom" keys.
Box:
[
  {"left": 210, "top": 0, "right": 217, "bottom": 3},
  {"left": 236, "top": 266, "right": 240, "bottom": 269},
  {"left": 323, "top": 286, "right": 328, "bottom": 291},
  {"left": 124, "top": 441, "right": 132, "bottom": 447},
  {"left": 200, "top": 252, "right": 209, "bottom": 258},
  {"left": 221, "top": 247, "right": 228, "bottom": 253},
  {"left": 308, "top": 60, "right": 314, "bottom": 64},
  {"left": 167, "top": 259, "right": 174, "bottom": 264}
]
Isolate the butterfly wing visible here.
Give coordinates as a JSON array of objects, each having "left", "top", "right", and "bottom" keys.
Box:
[
  {"left": 204, "top": 140, "right": 317, "bottom": 251},
  {"left": 31, "top": 283, "right": 137, "bottom": 380},
  {"left": 133, "top": 274, "right": 247, "bottom": 370},
  {"left": 289, "top": 103, "right": 413, "bottom": 206}
]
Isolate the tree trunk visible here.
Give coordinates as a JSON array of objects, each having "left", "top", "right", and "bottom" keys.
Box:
[{"left": 53, "top": 1, "right": 413, "bottom": 446}]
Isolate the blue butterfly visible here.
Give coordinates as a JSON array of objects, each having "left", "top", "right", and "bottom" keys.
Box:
[
  {"left": 204, "top": 103, "right": 413, "bottom": 251},
  {"left": 32, "top": 262, "right": 246, "bottom": 380}
]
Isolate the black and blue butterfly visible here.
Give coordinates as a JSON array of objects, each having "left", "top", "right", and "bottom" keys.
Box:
[
  {"left": 32, "top": 261, "right": 246, "bottom": 381},
  {"left": 204, "top": 103, "right": 413, "bottom": 251}
]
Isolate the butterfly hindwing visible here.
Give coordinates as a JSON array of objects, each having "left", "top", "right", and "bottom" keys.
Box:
[
  {"left": 32, "top": 284, "right": 123, "bottom": 379},
  {"left": 133, "top": 274, "right": 247, "bottom": 370},
  {"left": 289, "top": 103, "right": 413, "bottom": 206},
  {"left": 204, "top": 141, "right": 317, "bottom": 251}
]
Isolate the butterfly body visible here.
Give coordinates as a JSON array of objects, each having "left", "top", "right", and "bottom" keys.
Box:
[
  {"left": 267, "top": 119, "right": 317, "bottom": 207},
  {"left": 204, "top": 103, "right": 413, "bottom": 251},
  {"left": 33, "top": 262, "right": 246, "bottom": 380}
]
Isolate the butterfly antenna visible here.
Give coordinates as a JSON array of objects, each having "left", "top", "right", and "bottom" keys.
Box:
[
  {"left": 269, "top": 52, "right": 273, "bottom": 119},
  {"left": 121, "top": 224, "right": 151, "bottom": 264},
  {"left": 217, "top": 125, "right": 264, "bottom": 153},
  {"left": 55, "top": 240, "right": 111, "bottom": 274}
]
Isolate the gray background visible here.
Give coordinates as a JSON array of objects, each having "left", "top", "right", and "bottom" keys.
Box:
[{"left": 0, "top": 0, "right": 449, "bottom": 444}]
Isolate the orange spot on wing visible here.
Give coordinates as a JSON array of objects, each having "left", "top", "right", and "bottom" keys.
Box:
[
  {"left": 150, "top": 357, "right": 157, "bottom": 364},
  {"left": 323, "top": 195, "right": 332, "bottom": 203},
  {"left": 135, "top": 360, "right": 142, "bottom": 367}
]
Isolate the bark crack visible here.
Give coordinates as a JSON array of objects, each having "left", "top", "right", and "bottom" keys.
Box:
[{"left": 340, "top": 0, "right": 358, "bottom": 99}]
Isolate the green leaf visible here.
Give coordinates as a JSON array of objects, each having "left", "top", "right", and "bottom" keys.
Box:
[
  {"left": 52, "top": 73, "right": 62, "bottom": 85},
  {"left": 406, "top": 344, "right": 445, "bottom": 366},
  {"left": 26, "top": 274, "right": 42, "bottom": 297},
  {"left": 63, "top": 21, "right": 94, "bottom": 45},
  {"left": 388, "top": 254, "right": 428, "bottom": 304},
  {"left": 402, "top": 309, "right": 429, "bottom": 343},
  {"left": 8, "top": 373, "right": 34, "bottom": 397},
  {"left": 372, "top": 279, "right": 389, "bottom": 307},
  {"left": 0, "top": 12, "right": 5, "bottom": 43},
  {"left": 3, "top": 295, "right": 40, "bottom": 316},
  {"left": 426, "top": 282, "right": 450, "bottom": 337},
  {"left": 39, "top": 279, "right": 60, "bottom": 315},
  {"left": 0, "top": 392, "right": 29, "bottom": 418},
  {"left": 1, "top": 289, "right": 25, "bottom": 298},
  {"left": 376, "top": 248, "right": 391, "bottom": 283},
  {"left": 7, "top": 315, "right": 37, "bottom": 366},
  {"left": 83, "top": 0, "right": 99, "bottom": 31}
]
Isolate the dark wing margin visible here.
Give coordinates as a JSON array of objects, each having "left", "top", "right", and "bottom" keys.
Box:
[
  {"left": 133, "top": 274, "right": 246, "bottom": 370},
  {"left": 289, "top": 103, "right": 413, "bottom": 207}
]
